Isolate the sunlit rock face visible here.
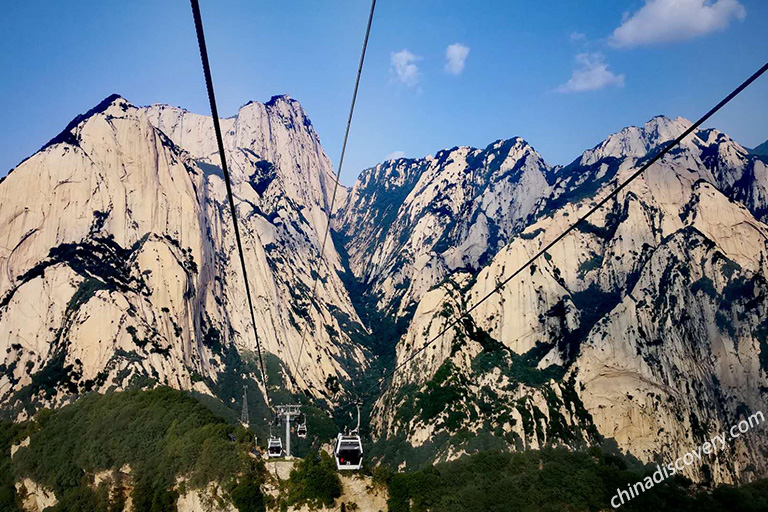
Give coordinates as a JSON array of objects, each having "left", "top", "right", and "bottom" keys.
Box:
[
  {"left": 0, "top": 94, "right": 366, "bottom": 416},
  {"left": 355, "top": 117, "right": 768, "bottom": 483},
  {"left": 335, "top": 137, "right": 552, "bottom": 320}
]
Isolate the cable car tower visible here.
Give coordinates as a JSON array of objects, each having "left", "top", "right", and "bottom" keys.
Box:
[
  {"left": 275, "top": 405, "right": 302, "bottom": 459},
  {"left": 240, "top": 384, "right": 249, "bottom": 427}
]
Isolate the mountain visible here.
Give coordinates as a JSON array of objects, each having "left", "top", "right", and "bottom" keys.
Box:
[
  {"left": 751, "top": 139, "right": 768, "bottom": 156},
  {"left": 0, "top": 94, "right": 366, "bottom": 420},
  {"left": 335, "top": 138, "right": 551, "bottom": 322},
  {"left": 1, "top": 96, "right": 768, "bottom": 488},
  {"left": 362, "top": 116, "right": 768, "bottom": 483}
]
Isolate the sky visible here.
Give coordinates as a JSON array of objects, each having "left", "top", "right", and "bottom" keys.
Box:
[{"left": 1, "top": 0, "right": 767, "bottom": 185}]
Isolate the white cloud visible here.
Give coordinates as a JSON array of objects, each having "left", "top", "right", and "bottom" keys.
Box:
[
  {"left": 570, "top": 32, "right": 587, "bottom": 43},
  {"left": 385, "top": 151, "right": 406, "bottom": 161},
  {"left": 444, "top": 43, "right": 470, "bottom": 75},
  {"left": 611, "top": 0, "right": 746, "bottom": 47},
  {"left": 556, "top": 53, "right": 625, "bottom": 93},
  {"left": 390, "top": 49, "right": 421, "bottom": 87}
]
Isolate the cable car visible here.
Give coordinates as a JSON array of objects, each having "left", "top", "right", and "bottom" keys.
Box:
[
  {"left": 267, "top": 436, "right": 283, "bottom": 458},
  {"left": 297, "top": 415, "right": 307, "bottom": 439},
  {"left": 335, "top": 402, "right": 363, "bottom": 470},
  {"left": 267, "top": 416, "right": 283, "bottom": 458}
]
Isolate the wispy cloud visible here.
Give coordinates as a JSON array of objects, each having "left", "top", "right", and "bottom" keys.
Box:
[
  {"left": 611, "top": 0, "right": 746, "bottom": 48},
  {"left": 444, "top": 43, "right": 470, "bottom": 75},
  {"left": 390, "top": 49, "right": 421, "bottom": 87},
  {"left": 569, "top": 32, "right": 587, "bottom": 43},
  {"left": 385, "top": 150, "right": 406, "bottom": 161},
  {"left": 556, "top": 52, "right": 625, "bottom": 93}
]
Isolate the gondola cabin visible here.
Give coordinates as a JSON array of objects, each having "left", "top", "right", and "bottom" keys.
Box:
[
  {"left": 297, "top": 423, "right": 307, "bottom": 439},
  {"left": 267, "top": 436, "right": 283, "bottom": 458},
  {"left": 334, "top": 433, "right": 363, "bottom": 470}
]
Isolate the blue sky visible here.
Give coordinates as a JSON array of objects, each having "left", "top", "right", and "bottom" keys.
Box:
[{"left": 1, "top": 0, "right": 766, "bottom": 185}]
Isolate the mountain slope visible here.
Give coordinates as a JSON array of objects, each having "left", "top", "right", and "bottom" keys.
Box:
[
  {"left": 335, "top": 138, "right": 551, "bottom": 321},
  {"left": 370, "top": 117, "right": 768, "bottom": 483},
  {"left": 0, "top": 95, "right": 365, "bottom": 418},
  {"left": 751, "top": 139, "right": 768, "bottom": 157}
]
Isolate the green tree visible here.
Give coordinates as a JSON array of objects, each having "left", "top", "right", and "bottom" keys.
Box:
[{"left": 287, "top": 452, "right": 342, "bottom": 508}]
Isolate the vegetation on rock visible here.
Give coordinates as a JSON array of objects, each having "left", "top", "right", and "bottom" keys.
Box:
[{"left": 0, "top": 387, "right": 265, "bottom": 512}]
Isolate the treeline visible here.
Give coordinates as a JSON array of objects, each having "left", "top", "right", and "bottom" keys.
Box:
[
  {"left": 0, "top": 387, "right": 265, "bottom": 511},
  {"left": 382, "top": 448, "right": 768, "bottom": 511},
  {"left": 3, "top": 388, "right": 768, "bottom": 512},
  {"left": 0, "top": 386, "right": 343, "bottom": 512}
]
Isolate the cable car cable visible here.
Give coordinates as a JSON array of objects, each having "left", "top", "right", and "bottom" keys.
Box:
[
  {"left": 339, "top": 59, "right": 768, "bottom": 411},
  {"left": 190, "top": 0, "right": 270, "bottom": 406},
  {"left": 291, "top": 0, "right": 377, "bottom": 377}
]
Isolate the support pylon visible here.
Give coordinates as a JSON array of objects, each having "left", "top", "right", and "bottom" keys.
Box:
[{"left": 240, "top": 384, "right": 249, "bottom": 426}]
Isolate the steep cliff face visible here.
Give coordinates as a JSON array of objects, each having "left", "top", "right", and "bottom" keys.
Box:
[
  {"left": 0, "top": 95, "right": 365, "bottom": 416},
  {"left": 142, "top": 96, "right": 363, "bottom": 391},
  {"left": 370, "top": 117, "right": 768, "bottom": 482},
  {"left": 336, "top": 138, "right": 551, "bottom": 319}
]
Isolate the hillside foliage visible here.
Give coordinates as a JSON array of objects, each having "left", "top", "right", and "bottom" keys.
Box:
[
  {"left": 385, "top": 448, "right": 768, "bottom": 512},
  {"left": 0, "top": 387, "right": 265, "bottom": 511}
]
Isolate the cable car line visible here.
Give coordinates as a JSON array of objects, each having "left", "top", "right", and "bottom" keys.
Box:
[
  {"left": 291, "top": 0, "right": 378, "bottom": 379},
  {"left": 190, "top": 0, "right": 376, "bottom": 463},
  {"left": 338, "top": 59, "right": 768, "bottom": 411},
  {"left": 190, "top": 0, "right": 270, "bottom": 406}
]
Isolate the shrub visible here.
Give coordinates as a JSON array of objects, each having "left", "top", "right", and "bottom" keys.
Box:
[
  {"left": 230, "top": 473, "right": 265, "bottom": 512},
  {"left": 287, "top": 451, "right": 342, "bottom": 508}
]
